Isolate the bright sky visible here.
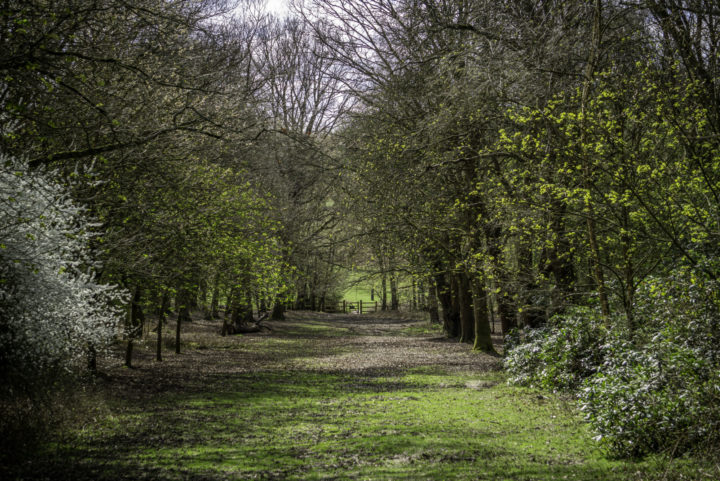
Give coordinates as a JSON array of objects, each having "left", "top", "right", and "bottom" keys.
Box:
[{"left": 265, "top": 0, "right": 289, "bottom": 17}]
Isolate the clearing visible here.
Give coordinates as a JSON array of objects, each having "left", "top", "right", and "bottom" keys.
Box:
[{"left": 6, "top": 312, "right": 715, "bottom": 480}]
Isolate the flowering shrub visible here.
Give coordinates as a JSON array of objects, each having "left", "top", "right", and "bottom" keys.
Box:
[{"left": 0, "top": 154, "right": 126, "bottom": 384}]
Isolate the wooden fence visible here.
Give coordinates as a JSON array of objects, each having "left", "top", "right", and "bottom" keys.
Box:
[{"left": 284, "top": 299, "right": 388, "bottom": 314}]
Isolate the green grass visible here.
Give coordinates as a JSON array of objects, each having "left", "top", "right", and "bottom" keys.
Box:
[
  {"left": 45, "top": 371, "right": 714, "bottom": 480},
  {"left": 342, "top": 269, "right": 378, "bottom": 304},
  {"left": 8, "top": 316, "right": 719, "bottom": 481},
  {"left": 341, "top": 269, "right": 417, "bottom": 306},
  {"left": 396, "top": 322, "right": 444, "bottom": 337}
]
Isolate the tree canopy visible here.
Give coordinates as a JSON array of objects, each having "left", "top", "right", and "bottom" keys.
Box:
[{"left": 2, "top": 0, "right": 720, "bottom": 460}]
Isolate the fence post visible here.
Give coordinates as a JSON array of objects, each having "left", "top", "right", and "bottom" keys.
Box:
[
  {"left": 343, "top": 300, "right": 346, "bottom": 313},
  {"left": 360, "top": 300, "right": 363, "bottom": 314}
]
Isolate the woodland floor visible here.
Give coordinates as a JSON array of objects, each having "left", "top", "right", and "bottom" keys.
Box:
[{"left": 4, "top": 312, "right": 719, "bottom": 480}]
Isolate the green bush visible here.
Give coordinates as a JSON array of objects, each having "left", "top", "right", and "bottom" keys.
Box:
[
  {"left": 504, "top": 306, "right": 611, "bottom": 391},
  {"left": 581, "top": 272, "right": 720, "bottom": 458},
  {"left": 505, "top": 268, "right": 720, "bottom": 458}
]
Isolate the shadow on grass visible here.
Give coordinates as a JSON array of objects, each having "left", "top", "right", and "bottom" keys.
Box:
[
  {"left": 2, "top": 313, "right": 701, "bottom": 481},
  {"left": 4, "top": 366, "right": 662, "bottom": 481}
]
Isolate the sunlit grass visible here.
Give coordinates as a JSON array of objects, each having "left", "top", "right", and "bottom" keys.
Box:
[{"left": 12, "top": 315, "right": 719, "bottom": 481}]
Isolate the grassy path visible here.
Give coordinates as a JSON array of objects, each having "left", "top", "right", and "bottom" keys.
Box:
[{"left": 10, "top": 312, "right": 714, "bottom": 480}]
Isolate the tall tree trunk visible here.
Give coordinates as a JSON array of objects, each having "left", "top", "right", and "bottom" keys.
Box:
[
  {"left": 621, "top": 208, "right": 636, "bottom": 329},
  {"left": 296, "top": 282, "right": 307, "bottom": 310},
  {"left": 224, "top": 287, "right": 233, "bottom": 319},
  {"left": 450, "top": 273, "right": 462, "bottom": 336},
  {"left": 156, "top": 291, "right": 169, "bottom": 362},
  {"left": 125, "top": 286, "right": 144, "bottom": 368},
  {"left": 390, "top": 274, "right": 399, "bottom": 310},
  {"left": 458, "top": 272, "right": 475, "bottom": 343},
  {"left": 381, "top": 272, "right": 388, "bottom": 310},
  {"left": 199, "top": 278, "right": 209, "bottom": 318},
  {"left": 471, "top": 277, "right": 496, "bottom": 353},
  {"left": 496, "top": 288, "right": 516, "bottom": 336},
  {"left": 427, "top": 277, "right": 440, "bottom": 324},
  {"left": 412, "top": 278, "right": 417, "bottom": 311},
  {"left": 417, "top": 278, "right": 425, "bottom": 311},
  {"left": 189, "top": 281, "right": 199, "bottom": 310},
  {"left": 582, "top": 0, "right": 610, "bottom": 318},
  {"left": 483, "top": 221, "right": 517, "bottom": 335},
  {"left": 228, "top": 287, "right": 254, "bottom": 332},
  {"left": 539, "top": 204, "right": 575, "bottom": 323},
  {"left": 310, "top": 271, "right": 318, "bottom": 311},
  {"left": 244, "top": 289, "right": 254, "bottom": 322},
  {"left": 176, "top": 287, "right": 191, "bottom": 354},
  {"left": 435, "top": 271, "right": 459, "bottom": 337}
]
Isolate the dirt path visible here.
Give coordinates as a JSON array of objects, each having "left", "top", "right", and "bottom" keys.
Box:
[
  {"left": 10, "top": 311, "right": 703, "bottom": 481},
  {"left": 104, "top": 311, "right": 503, "bottom": 401},
  {"left": 8, "top": 312, "right": 715, "bottom": 480}
]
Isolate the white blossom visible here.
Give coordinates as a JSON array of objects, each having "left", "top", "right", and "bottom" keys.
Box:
[{"left": 0, "top": 153, "right": 126, "bottom": 376}]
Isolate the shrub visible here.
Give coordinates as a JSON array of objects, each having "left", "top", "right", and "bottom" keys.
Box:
[
  {"left": 0, "top": 153, "right": 126, "bottom": 386},
  {"left": 504, "top": 306, "right": 611, "bottom": 391},
  {"left": 580, "top": 272, "right": 720, "bottom": 458}
]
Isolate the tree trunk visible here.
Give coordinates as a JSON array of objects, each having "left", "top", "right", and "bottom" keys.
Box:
[
  {"left": 210, "top": 273, "right": 220, "bottom": 319},
  {"left": 228, "top": 287, "right": 254, "bottom": 332},
  {"left": 458, "top": 272, "right": 475, "bottom": 344},
  {"left": 417, "top": 278, "right": 425, "bottom": 311},
  {"left": 471, "top": 277, "right": 496, "bottom": 354},
  {"left": 189, "top": 282, "right": 199, "bottom": 310},
  {"left": 87, "top": 344, "right": 97, "bottom": 372},
  {"left": 427, "top": 277, "right": 440, "bottom": 324},
  {"left": 224, "top": 287, "right": 233, "bottom": 319},
  {"left": 484, "top": 223, "right": 516, "bottom": 335},
  {"left": 496, "top": 288, "right": 516, "bottom": 336},
  {"left": 125, "top": 336, "right": 134, "bottom": 368},
  {"left": 581, "top": 0, "right": 610, "bottom": 319},
  {"left": 435, "top": 271, "right": 459, "bottom": 337},
  {"left": 381, "top": 272, "right": 388, "bottom": 310},
  {"left": 412, "top": 278, "right": 417, "bottom": 311},
  {"left": 271, "top": 296, "right": 286, "bottom": 320},
  {"left": 390, "top": 274, "right": 399, "bottom": 310},
  {"left": 156, "top": 291, "right": 169, "bottom": 362},
  {"left": 223, "top": 286, "right": 235, "bottom": 334},
  {"left": 450, "top": 274, "right": 462, "bottom": 336},
  {"left": 244, "top": 289, "right": 255, "bottom": 322},
  {"left": 176, "top": 287, "right": 191, "bottom": 354},
  {"left": 125, "top": 286, "right": 144, "bottom": 368},
  {"left": 199, "top": 278, "right": 210, "bottom": 319},
  {"left": 621, "top": 207, "right": 636, "bottom": 329},
  {"left": 296, "top": 282, "right": 307, "bottom": 310}
]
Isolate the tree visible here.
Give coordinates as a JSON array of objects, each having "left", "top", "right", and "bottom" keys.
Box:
[{"left": 0, "top": 152, "right": 125, "bottom": 385}]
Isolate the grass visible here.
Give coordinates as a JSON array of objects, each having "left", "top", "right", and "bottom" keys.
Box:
[
  {"left": 4, "top": 313, "right": 719, "bottom": 480},
  {"left": 341, "top": 269, "right": 416, "bottom": 307}
]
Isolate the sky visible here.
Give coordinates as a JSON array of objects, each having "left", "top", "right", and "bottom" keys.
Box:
[{"left": 265, "top": 0, "right": 289, "bottom": 17}]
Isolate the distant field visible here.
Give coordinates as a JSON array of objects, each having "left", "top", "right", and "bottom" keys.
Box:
[{"left": 341, "top": 269, "right": 419, "bottom": 308}]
